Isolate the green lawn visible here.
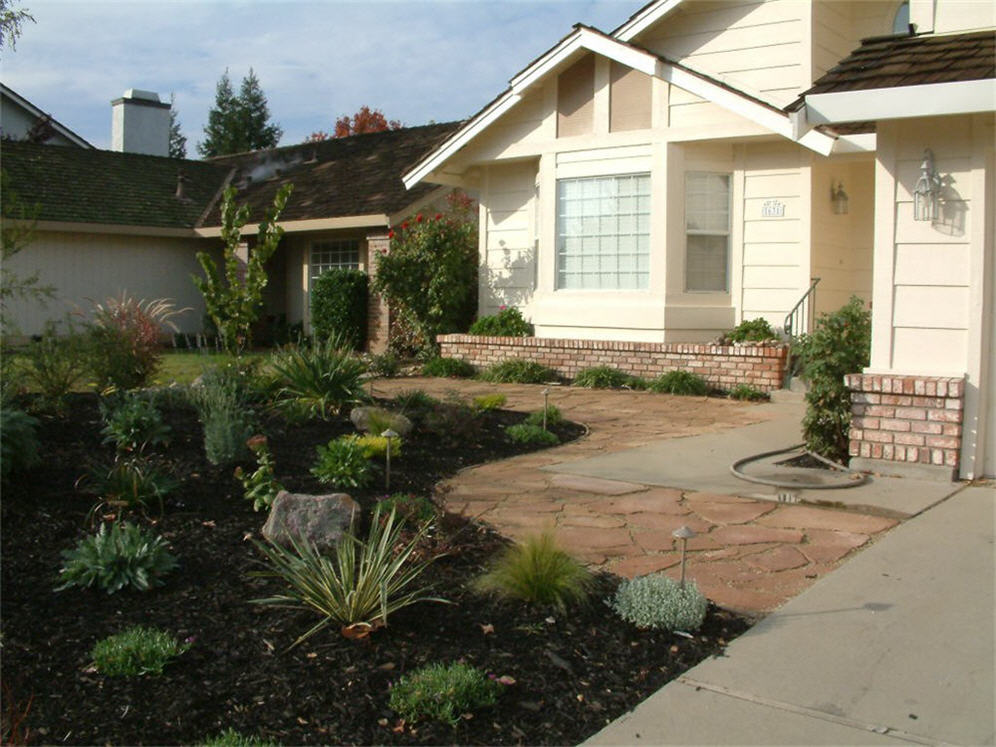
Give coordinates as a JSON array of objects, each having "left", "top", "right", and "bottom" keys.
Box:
[{"left": 154, "top": 351, "right": 266, "bottom": 386}]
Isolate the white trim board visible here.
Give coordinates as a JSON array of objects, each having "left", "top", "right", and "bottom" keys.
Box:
[
  {"left": 612, "top": 0, "right": 685, "bottom": 42},
  {"left": 805, "top": 79, "right": 996, "bottom": 125}
]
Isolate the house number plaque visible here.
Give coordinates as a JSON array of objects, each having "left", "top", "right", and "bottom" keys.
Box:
[{"left": 761, "top": 200, "right": 785, "bottom": 218}]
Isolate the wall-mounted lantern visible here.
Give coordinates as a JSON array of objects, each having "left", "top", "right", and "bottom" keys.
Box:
[
  {"left": 913, "top": 149, "right": 941, "bottom": 222},
  {"left": 831, "top": 181, "right": 849, "bottom": 215}
]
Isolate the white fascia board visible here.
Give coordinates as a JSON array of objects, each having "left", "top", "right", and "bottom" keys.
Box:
[
  {"left": 194, "top": 215, "right": 388, "bottom": 238},
  {"left": 613, "top": 0, "right": 684, "bottom": 42},
  {"left": 661, "top": 64, "right": 837, "bottom": 155},
  {"left": 402, "top": 91, "right": 521, "bottom": 189},
  {"left": 806, "top": 79, "right": 996, "bottom": 124},
  {"left": 832, "top": 133, "right": 877, "bottom": 154},
  {"left": 510, "top": 35, "right": 585, "bottom": 94}
]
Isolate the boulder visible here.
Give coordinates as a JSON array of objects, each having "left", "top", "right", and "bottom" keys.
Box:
[
  {"left": 349, "top": 406, "right": 413, "bottom": 437},
  {"left": 261, "top": 491, "right": 360, "bottom": 553}
]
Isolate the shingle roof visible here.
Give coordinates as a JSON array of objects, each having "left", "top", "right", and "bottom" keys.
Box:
[
  {"left": 202, "top": 122, "right": 462, "bottom": 226},
  {"left": 801, "top": 30, "right": 995, "bottom": 98},
  {"left": 0, "top": 141, "right": 230, "bottom": 228}
]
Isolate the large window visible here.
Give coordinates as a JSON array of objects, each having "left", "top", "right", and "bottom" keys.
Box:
[
  {"left": 685, "top": 172, "right": 731, "bottom": 292},
  {"left": 310, "top": 239, "right": 359, "bottom": 283},
  {"left": 556, "top": 173, "right": 650, "bottom": 290}
]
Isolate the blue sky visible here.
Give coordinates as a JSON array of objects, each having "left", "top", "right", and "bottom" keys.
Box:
[{"left": 1, "top": 0, "right": 637, "bottom": 152}]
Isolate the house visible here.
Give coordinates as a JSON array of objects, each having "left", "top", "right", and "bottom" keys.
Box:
[
  {"left": 403, "top": 0, "right": 994, "bottom": 480},
  {"left": 1, "top": 112, "right": 460, "bottom": 350},
  {"left": 0, "top": 83, "right": 93, "bottom": 148}
]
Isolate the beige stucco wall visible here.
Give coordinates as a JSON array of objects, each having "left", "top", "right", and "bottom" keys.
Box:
[
  {"left": 3, "top": 229, "right": 217, "bottom": 336},
  {"left": 870, "top": 113, "right": 995, "bottom": 478}
]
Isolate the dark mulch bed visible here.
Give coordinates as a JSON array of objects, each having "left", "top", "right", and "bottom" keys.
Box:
[{"left": 1, "top": 393, "right": 751, "bottom": 746}]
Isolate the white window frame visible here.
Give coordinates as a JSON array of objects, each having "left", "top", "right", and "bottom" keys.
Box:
[
  {"left": 310, "top": 239, "right": 360, "bottom": 285},
  {"left": 555, "top": 172, "right": 651, "bottom": 291},
  {"left": 684, "top": 171, "right": 731, "bottom": 293}
]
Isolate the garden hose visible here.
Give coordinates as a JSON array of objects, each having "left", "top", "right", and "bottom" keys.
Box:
[{"left": 730, "top": 443, "right": 869, "bottom": 489}]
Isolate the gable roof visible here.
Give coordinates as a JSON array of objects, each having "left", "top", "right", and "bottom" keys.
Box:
[
  {"left": 403, "top": 23, "right": 836, "bottom": 188},
  {"left": 793, "top": 30, "right": 996, "bottom": 125},
  {"left": 0, "top": 140, "right": 229, "bottom": 229},
  {"left": 0, "top": 83, "right": 94, "bottom": 149},
  {"left": 611, "top": 0, "right": 684, "bottom": 42},
  {"left": 203, "top": 122, "right": 460, "bottom": 227}
]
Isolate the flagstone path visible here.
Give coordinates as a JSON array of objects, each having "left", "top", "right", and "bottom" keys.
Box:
[{"left": 372, "top": 377, "right": 898, "bottom": 615}]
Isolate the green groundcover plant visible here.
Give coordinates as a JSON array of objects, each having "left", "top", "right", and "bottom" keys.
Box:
[
  {"left": 389, "top": 662, "right": 503, "bottom": 727},
  {"left": 468, "top": 306, "right": 533, "bottom": 337},
  {"left": 91, "top": 625, "right": 192, "bottom": 676},
  {"left": 505, "top": 423, "right": 559, "bottom": 446}
]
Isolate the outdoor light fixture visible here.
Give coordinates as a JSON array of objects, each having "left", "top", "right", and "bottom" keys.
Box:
[
  {"left": 831, "top": 181, "right": 849, "bottom": 215},
  {"left": 382, "top": 429, "right": 399, "bottom": 491},
  {"left": 913, "top": 149, "right": 941, "bottom": 222},
  {"left": 672, "top": 525, "right": 696, "bottom": 588},
  {"left": 542, "top": 387, "right": 551, "bottom": 431}
]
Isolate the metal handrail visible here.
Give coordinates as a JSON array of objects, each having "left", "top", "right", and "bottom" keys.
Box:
[{"left": 783, "top": 277, "right": 820, "bottom": 388}]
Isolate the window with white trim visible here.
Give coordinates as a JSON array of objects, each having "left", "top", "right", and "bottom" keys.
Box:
[
  {"left": 556, "top": 173, "right": 650, "bottom": 290},
  {"left": 310, "top": 239, "right": 360, "bottom": 283},
  {"left": 685, "top": 172, "right": 731, "bottom": 292}
]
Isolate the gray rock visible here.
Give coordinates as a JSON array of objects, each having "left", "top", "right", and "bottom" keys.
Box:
[
  {"left": 349, "top": 406, "right": 413, "bottom": 437},
  {"left": 261, "top": 491, "right": 360, "bottom": 553}
]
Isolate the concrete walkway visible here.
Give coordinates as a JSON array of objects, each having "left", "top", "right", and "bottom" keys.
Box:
[{"left": 585, "top": 484, "right": 995, "bottom": 746}]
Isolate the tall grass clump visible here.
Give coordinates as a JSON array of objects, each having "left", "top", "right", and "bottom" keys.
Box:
[
  {"left": 648, "top": 370, "right": 709, "bottom": 396},
  {"left": 475, "top": 533, "right": 593, "bottom": 611},
  {"left": 572, "top": 366, "right": 636, "bottom": 389},
  {"left": 269, "top": 337, "right": 368, "bottom": 419},
  {"left": 421, "top": 356, "right": 476, "bottom": 378},
  {"left": 478, "top": 359, "right": 556, "bottom": 384}
]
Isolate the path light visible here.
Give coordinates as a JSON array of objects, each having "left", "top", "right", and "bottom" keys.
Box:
[
  {"left": 672, "top": 525, "right": 696, "bottom": 588},
  {"left": 381, "top": 429, "right": 399, "bottom": 491},
  {"left": 542, "top": 388, "right": 550, "bottom": 431}
]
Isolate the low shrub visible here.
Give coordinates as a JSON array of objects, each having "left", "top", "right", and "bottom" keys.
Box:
[
  {"left": 376, "top": 493, "right": 439, "bottom": 525},
  {"left": 468, "top": 307, "right": 533, "bottom": 337},
  {"left": 722, "top": 318, "right": 779, "bottom": 344},
  {"left": 729, "top": 384, "right": 768, "bottom": 402},
  {"left": 366, "top": 351, "right": 400, "bottom": 378},
  {"left": 421, "top": 397, "right": 480, "bottom": 446},
  {"left": 0, "top": 399, "right": 40, "bottom": 481},
  {"left": 201, "top": 729, "right": 280, "bottom": 747},
  {"left": 100, "top": 393, "right": 171, "bottom": 454},
  {"left": 473, "top": 393, "right": 507, "bottom": 412},
  {"left": 56, "top": 521, "right": 177, "bottom": 594},
  {"left": 478, "top": 359, "right": 556, "bottom": 384},
  {"left": 421, "top": 356, "right": 476, "bottom": 379},
  {"left": 91, "top": 625, "right": 191, "bottom": 676},
  {"left": 350, "top": 406, "right": 411, "bottom": 436},
  {"left": 475, "top": 533, "right": 593, "bottom": 611},
  {"left": 310, "top": 268, "right": 368, "bottom": 351},
  {"left": 393, "top": 389, "right": 440, "bottom": 418},
  {"left": 234, "top": 435, "right": 284, "bottom": 512},
  {"left": 505, "top": 423, "right": 559, "bottom": 446},
  {"left": 81, "top": 457, "right": 178, "bottom": 519},
  {"left": 648, "top": 370, "right": 709, "bottom": 396},
  {"left": 389, "top": 662, "right": 502, "bottom": 727},
  {"left": 189, "top": 366, "right": 258, "bottom": 465},
  {"left": 19, "top": 324, "right": 89, "bottom": 409},
  {"left": 346, "top": 433, "right": 402, "bottom": 460},
  {"left": 524, "top": 404, "right": 563, "bottom": 429},
  {"left": 270, "top": 338, "right": 369, "bottom": 420},
  {"left": 572, "top": 366, "right": 634, "bottom": 389},
  {"left": 251, "top": 505, "right": 445, "bottom": 645},
  {"left": 610, "top": 573, "right": 708, "bottom": 632},
  {"left": 311, "top": 436, "right": 375, "bottom": 489}
]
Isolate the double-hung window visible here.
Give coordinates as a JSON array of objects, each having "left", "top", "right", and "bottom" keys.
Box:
[
  {"left": 556, "top": 173, "right": 650, "bottom": 290},
  {"left": 685, "top": 172, "right": 731, "bottom": 292},
  {"left": 310, "top": 239, "right": 360, "bottom": 284}
]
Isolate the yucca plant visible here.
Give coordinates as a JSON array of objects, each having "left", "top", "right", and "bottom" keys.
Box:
[
  {"left": 251, "top": 505, "right": 447, "bottom": 646},
  {"left": 270, "top": 338, "right": 369, "bottom": 419},
  {"left": 475, "top": 532, "right": 593, "bottom": 611}
]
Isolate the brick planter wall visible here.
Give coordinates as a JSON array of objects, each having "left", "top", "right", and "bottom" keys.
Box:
[
  {"left": 845, "top": 373, "right": 965, "bottom": 472},
  {"left": 437, "top": 334, "right": 787, "bottom": 392}
]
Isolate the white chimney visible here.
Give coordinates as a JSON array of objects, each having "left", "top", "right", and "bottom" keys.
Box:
[{"left": 111, "top": 89, "right": 170, "bottom": 156}]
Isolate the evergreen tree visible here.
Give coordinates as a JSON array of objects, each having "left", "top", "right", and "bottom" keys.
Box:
[
  {"left": 168, "top": 93, "right": 187, "bottom": 159},
  {"left": 198, "top": 70, "right": 238, "bottom": 157},
  {"left": 198, "top": 68, "right": 282, "bottom": 157}
]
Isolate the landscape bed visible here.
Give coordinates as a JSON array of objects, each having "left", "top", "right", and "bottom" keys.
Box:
[{"left": 1, "top": 392, "right": 750, "bottom": 746}]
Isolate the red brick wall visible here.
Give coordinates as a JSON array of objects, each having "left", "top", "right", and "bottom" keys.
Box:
[
  {"left": 437, "top": 334, "right": 787, "bottom": 392},
  {"left": 845, "top": 373, "right": 964, "bottom": 471}
]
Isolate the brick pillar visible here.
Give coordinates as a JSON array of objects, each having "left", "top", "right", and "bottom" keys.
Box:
[
  {"left": 845, "top": 373, "right": 964, "bottom": 480},
  {"left": 365, "top": 233, "right": 390, "bottom": 354}
]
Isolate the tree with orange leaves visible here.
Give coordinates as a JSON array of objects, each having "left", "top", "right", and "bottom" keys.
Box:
[{"left": 305, "top": 106, "right": 402, "bottom": 142}]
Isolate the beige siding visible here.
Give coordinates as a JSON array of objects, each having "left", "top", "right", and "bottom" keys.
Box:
[
  {"left": 4, "top": 230, "right": 214, "bottom": 336},
  {"left": 609, "top": 62, "right": 652, "bottom": 132},
  {"left": 480, "top": 161, "right": 538, "bottom": 316},
  {"left": 930, "top": 0, "right": 996, "bottom": 33},
  {"left": 557, "top": 54, "right": 595, "bottom": 138},
  {"left": 812, "top": 1, "right": 896, "bottom": 81},
  {"left": 637, "top": 0, "right": 809, "bottom": 107}
]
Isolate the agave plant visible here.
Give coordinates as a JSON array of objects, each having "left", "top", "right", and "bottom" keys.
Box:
[
  {"left": 269, "top": 337, "right": 369, "bottom": 419},
  {"left": 251, "top": 505, "right": 447, "bottom": 646}
]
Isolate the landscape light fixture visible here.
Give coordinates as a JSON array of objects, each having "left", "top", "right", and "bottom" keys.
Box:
[
  {"left": 542, "top": 388, "right": 551, "bottom": 431},
  {"left": 672, "top": 525, "right": 696, "bottom": 588},
  {"left": 831, "top": 181, "right": 849, "bottom": 215},
  {"left": 381, "top": 429, "right": 399, "bottom": 491},
  {"left": 913, "top": 149, "right": 941, "bottom": 222}
]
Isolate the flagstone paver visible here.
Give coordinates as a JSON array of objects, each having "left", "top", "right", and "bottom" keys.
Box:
[{"left": 373, "top": 378, "right": 902, "bottom": 615}]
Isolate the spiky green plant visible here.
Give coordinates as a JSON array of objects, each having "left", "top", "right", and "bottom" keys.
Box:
[
  {"left": 56, "top": 521, "right": 177, "bottom": 594},
  {"left": 648, "top": 370, "right": 709, "bottom": 396},
  {"left": 269, "top": 338, "right": 369, "bottom": 420},
  {"left": 478, "top": 359, "right": 556, "bottom": 384},
  {"left": 91, "top": 625, "right": 191, "bottom": 676},
  {"left": 572, "top": 366, "right": 633, "bottom": 389},
  {"left": 251, "top": 505, "right": 447, "bottom": 645}
]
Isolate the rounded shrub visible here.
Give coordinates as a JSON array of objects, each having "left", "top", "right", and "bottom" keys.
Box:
[
  {"left": 473, "top": 393, "right": 507, "bottom": 412},
  {"left": 505, "top": 423, "right": 559, "bottom": 446},
  {"left": 57, "top": 521, "right": 178, "bottom": 594},
  {"left": 468, "top": 307, "right": 533, "bottom": 337},
  {"left": 421, "top": 356, "right": 476, "bottom": 378},
  {"left": 648, "top": 370, "right": 709, "bottom": 396},
  {"left": 729, "top": 384, "right": 768, "bottom": 402},
  {"left": 310, "top": 268, "right": 369, "bottom": 351},
  {"left": 311, "top": 435, "right": 375, "bottom": 488},
  {"left": 389, "top": 662, "right": 502, "bottom": 727},
  {"left": 572, "top": 366, "right": 633, "bottom": 389},
  {"left": 722, "top": 318, "right": 779, "bottom": 343},
  {"left": 611, "top": 573, "right": 708, "bottom": 633},
  {"left": 0, "top": 400, "right": 40, "bottom": 481},
  {"left": 524, "top": 404, "right": 563, "bottom": 428},
  {"left": 478, "top": 359, "right": 556, "bottom": 384}
]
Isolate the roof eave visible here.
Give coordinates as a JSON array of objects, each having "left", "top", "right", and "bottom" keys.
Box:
[{"left": 803, "top": 79, "right": 996, "bottom": 125}]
